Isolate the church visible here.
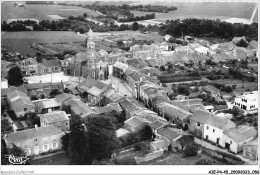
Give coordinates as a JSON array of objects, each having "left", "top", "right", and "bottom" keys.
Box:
[{"left": 71, "top": 29, "right": 109, "bottom": 80}]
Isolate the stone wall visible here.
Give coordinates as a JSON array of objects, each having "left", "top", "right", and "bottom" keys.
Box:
[{"left": 134, "top": 148, "right": 164, "bottom": 164}]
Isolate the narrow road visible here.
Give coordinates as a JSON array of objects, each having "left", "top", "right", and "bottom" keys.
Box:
[{"left": 109, "top": 75, "right": 132, "bottom": 98}]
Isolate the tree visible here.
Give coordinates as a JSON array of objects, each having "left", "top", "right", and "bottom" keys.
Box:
[
  {"left": 50, "top": 89, "right": 62, "bottom": 97},
  {"left": 83, "top": 13, "right": 88, "bottom": 18},
  {"left": 132, "top": 22, "right": 139, "bottom": 31},
  {"left": 1, "top": 117, "right": 13, "bottom": 133},
  {"left": 183, "top": 143, "right": 198, "bottom": 157},
  {"left": 116, "top": 40, "right": 124, "bottom": 47},
  {"left": 86, "top": 116, "right": 121, "bottom": 160},
  {"left": 7, "top": 66, "right": 24, "bottom": 86},
  {"left": 177, "top": 85, "right": 190, "bottom": 96},
  {"left": 65, "top": 115, "right": 92, "bottom": 165},
  {"left": 24, "top": 112, "right": 40, "bottom": 127},
  {"left": 236, "top": 39, "right": 248, "bottom": 47}
]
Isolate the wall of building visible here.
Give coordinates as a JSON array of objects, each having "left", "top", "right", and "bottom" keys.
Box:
[
  {"left": 6, "top": 132, "right": 65, "bottom": 156},
  {"left": 203, "top": 124, "right": 223, "bottom": 145},
  {"left": 134, "top": 148, "right": 164, "bottom": 164}
]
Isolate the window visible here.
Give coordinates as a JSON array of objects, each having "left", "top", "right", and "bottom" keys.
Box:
[
  {"left": 230, "top": 141, "right": 232, "bottom": 144},
  {"left": 52, "top": 142, "right": 58, "bottom": 149},
  {"left": 24, "top": 108, "right": 27, "bottom": 112},
  {"left": 213, "top": 129, "right": 215, "bottom": 132},
  {"left": 35, "top": 138, "right": 38, "bottom": 143},
  {"left": 65, "top": 122, "right": 68, "bottom": 125},
  {"left": 206, "top": 126, "right": 209, "bottom": 130},
  {"left": 196, "top": 122, "right": 200, "bottom": 127},
  {"left": 43, "top": 144, "right": 49, "bottom": 151},
  {"left": 25, "top": 148, "right": 30, "bottom": 155}
]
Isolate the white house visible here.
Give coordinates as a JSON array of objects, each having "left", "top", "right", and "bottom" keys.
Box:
[
  {"left": 234, "top": 91, "right": 258, "bottom": 113},
  {"left": 203, "top": 116, "right": 236, "bottom": 145}
]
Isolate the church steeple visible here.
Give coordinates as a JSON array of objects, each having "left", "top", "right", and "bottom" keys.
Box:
[{"left": 86, "top": 28, "right": 95, "bottom": 56}]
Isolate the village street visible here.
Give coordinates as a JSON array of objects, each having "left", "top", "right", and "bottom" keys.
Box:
[{"left": 109, "top": 75, "right": 133, "bottom": 98}]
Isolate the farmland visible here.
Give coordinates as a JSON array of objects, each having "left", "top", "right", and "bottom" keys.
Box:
[
  {"left": 1, "top": 2, "right": 100, "bottom": 22},
  {"left": 1, "top": 31, "right": 85, "bottom": 55},
  {"left": 1, "top": 30, "right": 164, "bottom": 56}
]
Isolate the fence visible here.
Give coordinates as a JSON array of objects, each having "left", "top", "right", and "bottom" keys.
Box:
[{"left": 134, "top": 148, "right": 164, "bottom": 164}]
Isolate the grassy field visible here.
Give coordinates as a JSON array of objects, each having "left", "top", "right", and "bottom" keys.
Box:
[
  {"left": 1, "top": 30, "right": 163, "bottom": 55},
  {"left": 1, "top": 2, "right": 100, "bottom": 21},
  {"left": 213, "top": 79, "right": 258, "bottom": 93},
  {"left": 1, "top": 31, "right": 85, "bottom": 55}
]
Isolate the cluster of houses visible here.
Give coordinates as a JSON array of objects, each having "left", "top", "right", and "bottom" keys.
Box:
[{"left": 1, "top": 29, "right": 258, "bottom": 163}]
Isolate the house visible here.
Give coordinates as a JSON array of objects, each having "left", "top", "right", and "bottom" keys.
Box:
[
  {"left": 202, "top": 85, "right": 221, "bottom": 98},
  {"left": 150, "top": 120, "right": 168, "bottom": 136},
  {"left": 1, "top": 60, "right": 16, "bottom": 78},
  {"left": 124, "top": 116, "right": 149, "bottom": 133},
  {"left": 3, "top": 125, "right": 64, "bottom": 156},
  {"left": 102, "top": 88, "right": 125, "bottom": 105},
  {"left": 7, "top": 90, "right": 35, "bottom": 117},
  {"left": 150, "top": 138, "right": 171, "bottom": 151},
  {"left": 175, "top": 95, "right": 188, "bottom": 101},
  {"left": 77, "top": 77, "right": 98, "bottom": 93},
  {"left": 1, "top": 87, "right": 28, "bottom": 107},
  {"left": 33, "top": 98, "right": 60, "bottom": 114},
  {"left": 107, "top": 103, "right": 123, "bottom": 114},
  {"left": 18, "top": 58, "right": 39, "bottom": 76},
  {"left": 41, "top": 59, "right": 62, "bottom": 73},
  {"left": 54, "top": 93, "right": 79, "bottom": 106},
  {"left": 119, "top": 99, "right": 138, "bottom": 119},
  {"left": 223, "top": 126, "right": 257, "bottom": 154},
  {"left": 126, "top": 71, "right": 142, "bottom": 98},
  {"left": 189, "top": 109, "right": 211, "bottom": 138},
  {"left": 63, "top": 98, "right": 96, "bottom": 118},
  {"left": 194, "top": 46, "right": 209, "bottom": 55},
  {"left": 204, "top": 116, "right": 236, "bottom": 146},
  {"left": 156, "top": 127, "right": 185, "bottom": 151},
  {"left": 1, "top": 78, "right": 8, "bottom": 89},
  {"left": 205, "top": 105, "right": 214, "bottom": 113},
  {"left": 40, "top": 111, "right": 69, "bottom": 132},
  {"left": 169, "top": 99, "right": 207, "bottom": 113},
  {"left": 86, "top": 81, "right": 112, "bottom": 106},
  {"left": 243, "top": 139, "right": 258, "bottom": 160},
  {"left": 113, "top": 62, "right": 128, "bottom": 79},
  {"left": 140, "top": 66, "right": 161, "bottom": 77},
  {"left": 234, "top": 91, "right": 258, "bottom": 113},
  {"left": 126, "top": 59, "right": 147, "bottom": 69},
  {"left": 157, "top": 102, "right": 193, "bottom": 129}
]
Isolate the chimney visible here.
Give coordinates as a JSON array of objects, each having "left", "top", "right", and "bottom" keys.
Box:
[{"left": 35, "top": 124, "right": 38, "bottom": 130}]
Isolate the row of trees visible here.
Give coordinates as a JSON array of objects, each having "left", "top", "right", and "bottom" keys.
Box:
[
  {"left": 118, "top": 13, "right": 155, "bottom": 22},
  {"left": 160, "top": 18, "right": 258, "bottom": 40}
]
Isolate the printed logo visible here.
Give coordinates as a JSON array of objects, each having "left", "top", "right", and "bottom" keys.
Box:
[{"left": 5, "top": 154, "right": 29, "bottom": 165}]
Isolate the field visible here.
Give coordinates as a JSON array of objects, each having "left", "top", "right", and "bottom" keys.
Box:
[
  {"left": 1, "top": 2, "right": 100, "bottom": 22},
  {"left": 213, "top": 79, "right": 258, "bottom": 93},
  {"left": 1, "top": 31, "right": 85, "bottom": 55},
  {"left": 1, "top": 30, "right": 164, "bottom": 55},
  {"left": 32, "top": 152, "right": 69, "bottom": 165}
]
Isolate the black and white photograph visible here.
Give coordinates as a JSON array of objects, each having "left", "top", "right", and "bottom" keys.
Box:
[{"left": 0, "top": 0, "right": 259, "bottom": 174}]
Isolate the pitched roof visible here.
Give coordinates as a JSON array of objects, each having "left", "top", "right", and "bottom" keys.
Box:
[
  {"left": 107, "top": 103, "right": 123, "bottom": 113},
  {"left": 157, "top": 127, "right": 183, "bottom": 141},
  {"left": 170, "top": 98, "right": 203, "bottom": 106},
  {"left": 7, "top": 90, "right": 28, "bottom": 101},
  {"left": 41, "top": 111, "right": 69, "bottom": 123},
  {"left": 113, "top": 62, "right": 128, "bottom": 71},
  {"left": 64, "top": 99, "right": 95, "bottom": 118},
  {"left": 74, "top": 51, "right": 89, "bottom": 62},
  {"left": 55, "top": 93, "right": 79, "bottom": 103},
  {"left": 33, "top": 98, "right": 60, "bottom": 110},
  {"left": 42, "top": 59, "right": 61, "bottom": 67},
  {"left": 126, "top": 59, "right": 146, "bottom": 69},
  {"left": 190, "top": 109, "right": 211, "bottom": 124},
  {"left": 124, "top": 116, "right": 149, "bottom": 129},
  {"left": 77, "top": 78, "right": 98, "bottom": 90},
  {"left": 119, "top": 99, "right": 137, "bottom": 112},
  {"left": 151, "top": 120, "right": 168, "bottom": 130},
  {"left": 157, "top": 102, "right": 192, "bottom": 120},
  {"left": 92, "top": 106, "right": 114, "bottom": 114},
  {"left": 87, "top": 86, "right": 103, "bottom": 96},
  {"left": 205, "top": 116, "right": 236, "bottom": 130},
  {"left": 116, "top": 128, "right": 131, "bottom": 138},
  {"left": 12, "top": 97, "right": 35, "bottom": 109},
  {"left": 5, "top": 125, "right": 63, "bottom": 143},
  {"left": 224, "top": 126, "right": 257, "bottom": 143}
]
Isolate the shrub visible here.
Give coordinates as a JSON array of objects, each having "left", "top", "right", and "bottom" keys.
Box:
[{"left": 183, "top": 143, "right": 198, "bottom": 157}]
